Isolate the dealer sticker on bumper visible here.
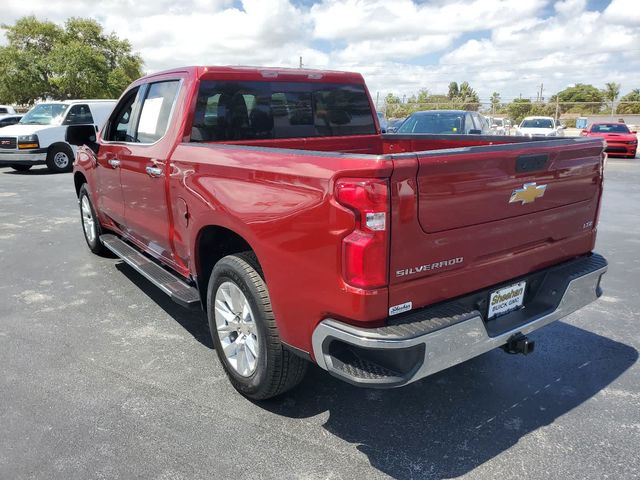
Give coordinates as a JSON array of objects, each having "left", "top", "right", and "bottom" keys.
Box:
[{"left": 488, "top": 281, "right": 526, "bottom": 319}]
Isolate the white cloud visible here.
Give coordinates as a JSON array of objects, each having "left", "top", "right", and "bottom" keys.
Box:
[
  {"left": 554, "top": 0, "right": 587, "bottom": 17},
  {"left": 310, "top": 0, "right": 545, "bottom": 39},
  {"left": 0, "top": 0, "right": 639, "bottom": 103},
  {"left": 603, "top": 0, "right": 640, "bottom": 26}
]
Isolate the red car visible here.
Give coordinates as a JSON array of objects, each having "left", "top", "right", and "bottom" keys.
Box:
[{"left": 581, "top": 122, "right": 637, "bottom": 158}]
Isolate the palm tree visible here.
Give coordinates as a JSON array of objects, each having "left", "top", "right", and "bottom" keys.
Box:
[{"left": 604, "top": 82, "right": 621, "bottom": 116}]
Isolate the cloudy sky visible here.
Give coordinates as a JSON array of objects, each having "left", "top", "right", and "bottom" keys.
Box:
[{"left": 2, "top": 0, "right": 639, "bottom": 103}]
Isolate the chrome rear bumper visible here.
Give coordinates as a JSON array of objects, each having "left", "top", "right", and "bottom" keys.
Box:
[{"left": 312, "top": 253, "right": 607, "bottom": 387}]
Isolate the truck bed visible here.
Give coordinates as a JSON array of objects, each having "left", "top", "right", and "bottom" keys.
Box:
[
  {"left": 207, "top": 132, "right": 598, "bottom": 156},
  {"left": 183, "top": 133, "right": 604, "bottom": 332}
]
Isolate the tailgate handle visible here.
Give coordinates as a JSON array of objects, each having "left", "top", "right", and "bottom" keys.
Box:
[{"left": 516, "top": 154, "right": 548, "bottom": 173}]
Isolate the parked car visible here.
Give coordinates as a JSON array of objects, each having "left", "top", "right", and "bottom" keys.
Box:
[
  {"left": 376, "top": 111, "right": 388, "bottom": 132},
  {"left": 490, "top": 117, "right": 507, "bottom": 135},
  {"left": 580, "top": 122, "right": 637, "bottom": 158},
  {"left": 396, "top": 110, "right": 491, "bottom": 135},
  {"left": 386, "top": 117, "right": 405, "bottom": 133},
  {"left": 0, "top": 115, "right": 23, "bottom": 128},
  {"left": 516, "top": 116, "right": 564, "bottom": 137},
  {"left": 70, "top": 65, "right": 607, "bottom": 399},
  {"left": 0, "top": 99, "right": 116, "bottom": 173}
]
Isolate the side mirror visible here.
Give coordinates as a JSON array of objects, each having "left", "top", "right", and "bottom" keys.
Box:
[
  {"left": 632, "top": 130, "right": 638, "bottom": 134},
  {"left": 581, "top": 129, "right": 588, "bottom": 136},
  {"left": 66, "top": 124, "right": 99, "bottom": 154},
  {"left": 380, "top": 128, "right": 386, "bottom": 134}
]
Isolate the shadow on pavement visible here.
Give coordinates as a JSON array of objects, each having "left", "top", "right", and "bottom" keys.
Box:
[
  {"left": 1, "top": 166, "right": 59, "bottom": 175},
  {"left": 261, "top": 322, "right": 637, "bottom": 479},
  {"left": 108, "top": 260, "right": 637, "bottom": 478},
  {"left": 115, "top": 262, "right": 213, "bottom": 349}
]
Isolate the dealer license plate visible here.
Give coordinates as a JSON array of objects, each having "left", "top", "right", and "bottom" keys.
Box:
[{"left": 488, "top": 281, "right": 526, "bottom": 319}]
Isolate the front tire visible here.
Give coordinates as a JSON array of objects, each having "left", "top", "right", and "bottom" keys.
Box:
[
  {"left": 207, "top": 252, "right": 307, "bottom": 400},
  {"left": 78, "top": 184, "right": 109, "bottom": 256},
  {"left": 10, "top": 164, "right": 32, "bottom": 172},
  {"left": 46, "top": 144, "right": 74, "bottom": 173}
]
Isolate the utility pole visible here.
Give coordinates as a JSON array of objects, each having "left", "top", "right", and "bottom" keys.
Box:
[
  {"left": 299, "top": 56, "right": 303, "bottom": 69},
  {"left": 538, "top": 83, "right": 544, "bottom": 102},
  {"left": 375, "top": 91, "right": 380, "bottom": 110},
  {"left": 611, "top": 100, "right": 615, "bottom": 119},
  {"left": 555, "top": 96, "right": 560, "bottom": 122}
]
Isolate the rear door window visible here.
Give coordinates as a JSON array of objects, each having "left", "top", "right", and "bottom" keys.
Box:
[
  {"left": 64, "top": 104, "right": 94, "bottom": 125},
  {"left": 191, "top": 80, "right": 375, "bottom": 142}
]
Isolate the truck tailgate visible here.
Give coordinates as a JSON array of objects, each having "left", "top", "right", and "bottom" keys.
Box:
[{"left": 388, "top": 137, "right": 605, "bottom": 312}]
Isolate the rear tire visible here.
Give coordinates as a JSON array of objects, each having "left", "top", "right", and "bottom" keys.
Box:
[
  {"left": 46, "top": 144, "right": 74, "bottom": 173},
  {"left": 207, "top": 252, "right": 307, "bottom": 400},
  {"left": 78, "top": 184, "right": 109, "bottom": 256},
  {"left": 10, "top": 164, "right": 32, "bottom": 172}
]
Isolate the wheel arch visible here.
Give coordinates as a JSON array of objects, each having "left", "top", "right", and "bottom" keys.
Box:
[
  {"left": 47, "top": 141, "right": 74, "bottom": 156},
  {"left": 74, "top": 171, "right": 88, "bottom": 197},
  {"left": 194, "top": 225, "right": 259, "bottom": 310}
]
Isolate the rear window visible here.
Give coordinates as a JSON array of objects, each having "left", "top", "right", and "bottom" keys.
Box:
[
  {"left": 591, "top": 123, "right": 630, "bottom": 133},
  {"left": 520, "top": 118, "right": 554, "bottom": 129},
  {"left": 398, "top": 112, "right": 465, "bottom": 134},
  {"left": 191, "top": 81, "right": 375, "bottom": 142}
]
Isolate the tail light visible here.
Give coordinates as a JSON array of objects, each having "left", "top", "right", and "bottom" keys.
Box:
[{"left": 335, "top": 178, "right": 389, "bottom": 289}]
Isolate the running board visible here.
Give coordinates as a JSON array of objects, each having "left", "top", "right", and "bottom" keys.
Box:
[{"left": 100, "top": 234, "right": 201, "bottom": 309}]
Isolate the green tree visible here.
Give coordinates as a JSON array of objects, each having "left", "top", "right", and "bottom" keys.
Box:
[
  {"left": 490, "top": 92, "right": 501, "bottom": 114},
  {"left": 603, "top": 81, "right": 621, "bottom": 115},
  {"left": 507, "top": 98, "right": 533, "bottom": 124},
  {"left": 555, "top": 83, "right": 604, "bottom": 114},
  {"left": 618, "top": 89, "right": 640, "bottom": 114},
  {"left": 384, "top": 93, "right": 406, "bottom": 117},
  {"left": 457, "top": 81, "right": 480, "bottom": 111},
  {"left": 0, "top": 16, "right": 143, "bottom": 104},
  {"left": 447, "top": 81, "right": 459, "bottom": 100}
]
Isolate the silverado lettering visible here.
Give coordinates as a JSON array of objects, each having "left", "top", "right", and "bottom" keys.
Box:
[
  {"left": 71, "top": 66, "right": 608, "bottom": 399},
  {"left": 396, "top": 257, "right": 464, "bottom": 277}
]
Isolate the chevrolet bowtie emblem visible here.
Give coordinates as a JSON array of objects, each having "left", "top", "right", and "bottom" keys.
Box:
[{"left": 509, "top": 182, "right": 547, "bottom": 205}]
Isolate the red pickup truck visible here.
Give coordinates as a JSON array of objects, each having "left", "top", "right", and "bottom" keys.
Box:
[{"left": 71, "top": 66, "right": 608, "bottom": 399}]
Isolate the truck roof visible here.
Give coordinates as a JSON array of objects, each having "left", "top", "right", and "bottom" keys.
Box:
[{"left": 137, "top": 65, "right": 366, "bottom": 85}]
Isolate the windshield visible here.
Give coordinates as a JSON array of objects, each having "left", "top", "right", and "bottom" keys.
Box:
[
  {"left": 591, "top": 123, "right": 630, "bottom": 134},
  {"left": 20, "top": 104, "right": 69, "bottom": 125},
  {"left": 398, "top": 111, "right": 464, "bottom": 134},
  {"left": 520, "top": 118, "right": 554, "bottom": 129},
  {"left": 493, "top": 119, "right": 503, "bottom": 126}
]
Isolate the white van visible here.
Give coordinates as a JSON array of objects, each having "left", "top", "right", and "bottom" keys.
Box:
[
  {"left": 0, "top": 105, "right": 17, "bottom": 118},
  {"left": 0, "top": 100, "right": 116, "bottom": 173}
]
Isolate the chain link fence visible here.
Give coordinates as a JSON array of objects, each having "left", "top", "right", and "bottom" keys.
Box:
[{"left": 378, "top": 101, "right": 640, "bottom": 126}]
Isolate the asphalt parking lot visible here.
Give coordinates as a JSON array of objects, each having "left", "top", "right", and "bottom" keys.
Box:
[{"left": 0, "top": 157, "right": 639, "bottom": 480}]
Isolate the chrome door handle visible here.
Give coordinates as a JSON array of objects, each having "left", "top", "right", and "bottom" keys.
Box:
[
  {"left": 108, "top": 158, "right": 120, "bottom": 168},
  {"left": 145, "top": 166, "right": 163, "bottom": 177}
]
